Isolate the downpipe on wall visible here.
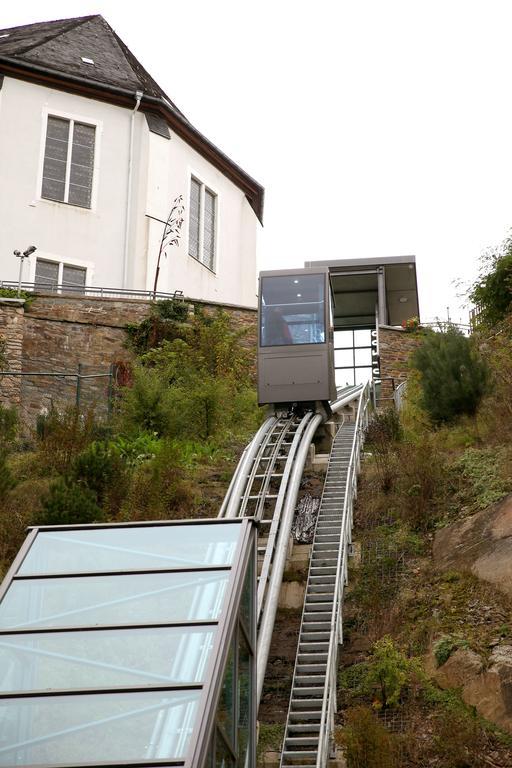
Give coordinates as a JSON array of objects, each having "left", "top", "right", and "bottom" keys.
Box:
[{"left": 122, "top": 90, "right": 143, "bottom": 289}]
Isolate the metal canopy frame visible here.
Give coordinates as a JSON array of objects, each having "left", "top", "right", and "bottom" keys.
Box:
[{"left": 0, "top": 518, "right": 257, "bottom": 768}]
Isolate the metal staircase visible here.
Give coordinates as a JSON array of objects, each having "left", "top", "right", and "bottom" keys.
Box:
[{"left": 280, "top": 384, "right": 370, "bottom": 768}]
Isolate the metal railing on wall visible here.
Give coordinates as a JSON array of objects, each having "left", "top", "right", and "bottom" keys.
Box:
[{"left": 0, "top": 280, "right": 185, "bottom": 302}]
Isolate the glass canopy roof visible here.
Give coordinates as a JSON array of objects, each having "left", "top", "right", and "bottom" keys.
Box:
[{"left": 0, "top": 518, "right": 255, "bottom": 768}]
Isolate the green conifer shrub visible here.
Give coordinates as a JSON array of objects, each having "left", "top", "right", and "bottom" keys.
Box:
[
  {"left": 411, "top": 328, "right": 488, "bottom": 424},
  {"left": 38, "top": 479, "right": 104, "bottom": 526},
  {"left": 0, "top": 404, "right": 18, "bottom": 445}
]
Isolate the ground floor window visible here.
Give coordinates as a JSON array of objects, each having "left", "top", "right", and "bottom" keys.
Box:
[{"left": 34, "top": 258, "right": 87, "bottom": 293}]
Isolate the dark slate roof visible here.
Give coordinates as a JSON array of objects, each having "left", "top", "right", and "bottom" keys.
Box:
[
  {"left": 0, "top": 15, "right": 186, "bottom": 116},
  {"left": 0, "top": 15, "right": 264, "bottom": 220}
]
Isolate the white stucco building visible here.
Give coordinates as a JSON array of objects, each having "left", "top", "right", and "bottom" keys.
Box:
[{"left": 0, "top": 16, "right": 264, "bottom": 308}]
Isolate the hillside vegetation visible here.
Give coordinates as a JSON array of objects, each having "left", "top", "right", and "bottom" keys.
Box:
[
  {"left": 337, "top": 251, "right": 512, "bottom": 767},
  {"left": 0, "top": 302, "right": 262, "bottom": 577}
]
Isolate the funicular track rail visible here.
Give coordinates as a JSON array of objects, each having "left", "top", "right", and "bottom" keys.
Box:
[{"left": 218, "top": 385, "right": 364, "bottom": 713}]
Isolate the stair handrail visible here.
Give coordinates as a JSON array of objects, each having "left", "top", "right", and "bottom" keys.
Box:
[{"left": 316, "top": 381, "right": 371, "bottom": 768}]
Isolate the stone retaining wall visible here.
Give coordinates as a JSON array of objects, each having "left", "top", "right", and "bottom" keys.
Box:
[
  {"left": 0, "top": 293, "right": 257, "bottom": 424},
  {"left": 378, "top": 325, "right": 423, "bottom": 403},
  {"left": 0, "top": 299, "right": 24, "bottom": 407}
]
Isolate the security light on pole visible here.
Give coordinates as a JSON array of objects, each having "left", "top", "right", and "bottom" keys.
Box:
[{"left": 14, "top": 245, "right": 37, "bottom": 296}]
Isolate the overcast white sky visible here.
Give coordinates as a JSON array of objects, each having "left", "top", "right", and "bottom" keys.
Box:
[{"left": 3, "top": 0, "right": 512, "bottom": 323}]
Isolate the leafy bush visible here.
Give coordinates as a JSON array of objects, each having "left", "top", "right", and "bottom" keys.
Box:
[
  {"left": 449, "top": 447, "right": 511, "bottom": 513},
  {"left": 120, "top": 440, "right": 193, "bottom": 521},
  {"left": 477, "top": 315, "right": 512, "bottom": 443},
  {"left": 108, "top": 433, "right": 161, "bottom": 467},
  {"left": 338, "top": 706, "right": 398, "bottom": 768},
  {"left": 469, "top": 239, "right": 512, "bottom": 326},
  {"left": 395, "top": 439, "right": 445, "bottom": 530},
  {"left": 0, "top": 288, "right": 33, "bottom": 303},
  {"left": 0, "top": 452, "right": 16, "bottom": 500},
  {"left": 411, "top": 328, "right": 488, "bottom": 424},
  {"left": 119, "top": 310, "right": 260, "bottom": 443},
  {"left": 366, "top": 408, "right": 403, "bottom": 448},
  {"left": 38, "top": 479, "right": 104, "bottom": 526},
  {"left": 0, "top": 404, "right": 18, "bottom": 445},
  {"left": 36, "top": 406, "right": 103, "bottom": 472},
  {"left": 433, "top": 635, "right": 468, "bottom": 667},
  {"left": 125, "top": 300, "right": 190, "bottom": 353},
  {"left": 115, "top": 368, "right": 174, "bottom": 437},
  {"left": 366, "top": 636, "right": 417, "bottom": 709}
]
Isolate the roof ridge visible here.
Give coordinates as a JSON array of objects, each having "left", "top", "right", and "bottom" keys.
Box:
[
  {"left": 14, "top": 15, "right": 99, "bottom": 57},
  {"left": 99, "top": 17, "right": 188, "bottom": 120}
]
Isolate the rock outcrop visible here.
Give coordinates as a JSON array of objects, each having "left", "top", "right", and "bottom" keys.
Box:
[
  {"left": 433, "top": 494, "right": 512, "bottom": 596},
  {"left": 429, "top": 646, "right": 512, "bottom": 733}
]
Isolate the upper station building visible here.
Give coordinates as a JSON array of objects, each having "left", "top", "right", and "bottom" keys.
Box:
[
  {"left": 0, "top": 16, "right": 264, "bottom": 308},
  {"left": 306, "top": 255, "right": 420, "bottom": 389}
]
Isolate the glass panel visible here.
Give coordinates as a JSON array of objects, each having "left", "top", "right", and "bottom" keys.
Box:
[
  {"left": 240, "top": 556, "right": 253, "bottom": 639},
  {"left": 216, "top": 639, "right": 235, "bottom": 746},
  {"left": 0, "top": 571, "right": 229, "bottom": 629},
  {"left": 42, "top": 117, "right": 69, "bottom": 202},
  {"left": 335, "top": 368, "right": 355, "bottom": 387},
  {"left": 41, "top": 175, "right": 66, "bottom": 202},
  {"left": 238, "top": 629, "right": 251, "bottom": 765},
  {"left": 334, "top": 349, "right": 353, "bottom": 368},
  {"left": 215, "top": 729, "right": 235, "bottom": 768},
  {"left": 354, "top": 348, "right": 372, "bottom": 367},
  {"left": 34, "top": 260, "right": 59, "bottom": 289},
  {"left": 69, "top": 124, "right": 95, "bottom": 208},
  {"left": 62, "top": 265, "right": 86, "bottom": 289},
  {"left": 0, "top": 690, "right": 199, "bottom": 765},
  {"left": 260, "top": 274, "right": 326, "bottom": 346},
  {"left": 355, "top": 367, "right": 372, "bottom": 385},
  {"left": 0, "top": 626, "right": 215, "bottom": 691},
  {"left": 203, "top": 189, "right": 216, "bottom": 270},
  {"left": 354, "top": 329, "right": 372, "bottom": 346},
  {"left": 334, "top": 329, "right": 353, "bottom": 348},
  {"left": 189, "top": 178, "right": 201, "bottom": 260},
  {"left": 20, "top": 523, "right": 241, "bottom": 575}
]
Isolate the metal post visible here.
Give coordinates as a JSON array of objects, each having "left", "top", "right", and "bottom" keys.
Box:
[
  {"left": 377, "top": 267, "right": 388, "bottom": 326},
  {"left": 75, "top": 363, "right": 82, "bottom": 409},
  {"left": 107, "top": 363, "right": 114, "bottom": 417}
]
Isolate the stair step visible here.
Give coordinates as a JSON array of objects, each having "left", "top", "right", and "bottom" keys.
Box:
[
  {"left": 285, "top": 736, "right": 320, "bottom": 747},
  {"left": 304, "top": 605, "right": 333, "bottom": 615},
  {"left": 294, "top": 672, "right": 326, "bottom": 684},
  {"left": 308, "top": 579, "right": 335, "bottom": 588},
  {"left": 296, "top": 664, "right": 327, "bottom": 676},
  {"left": 299, "top": 638, "right": 330, "bottom": 648},
  {"left": 306, "top": 593, "right": 334, "bottom": 604},
  {"left": 281, "top": 750, "right": 318, "bottom": 760},
  {"left": 301, "top": 620, "right": 331, "bottom": 629},
  {"left": 280, "top": 764, "right": 316, "bottom": 768},
  {"left": 288, "top": 710, "right": 322, "bottom": 721},
  {"left": 292, "top": 686, "right": 325, "bottom": 697},
  {"left": 290, "top": 698, "right": 323, "bottom": 710},
  {"left": 297, "top": 653, "right": 328, "bottom": 663},
  {"left": 307, "top": 584, "right": 335, "bottom": 595}
]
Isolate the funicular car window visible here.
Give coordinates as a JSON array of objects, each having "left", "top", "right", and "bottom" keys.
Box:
[{"left": 260, "top": 274, "right": 326, "bottom": 346}]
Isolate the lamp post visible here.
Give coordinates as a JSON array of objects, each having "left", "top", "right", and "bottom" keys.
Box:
[{"left": 14, "top": 245, "right": 37, "bottom": 297}]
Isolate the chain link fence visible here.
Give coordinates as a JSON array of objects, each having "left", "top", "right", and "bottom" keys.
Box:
[{"left": 0, "top": 363, "right": 117, "bottom": 426}]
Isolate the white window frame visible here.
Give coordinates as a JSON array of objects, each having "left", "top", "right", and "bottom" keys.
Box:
[
  {"left": 36, "top": 107, "right": 102, "bottom": 212},
  {"left": 187, "top": 172, "right": 218, "bottom": 273},
  {"left": 29, "top": 252, "right": 94, "bottom": 293}
]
